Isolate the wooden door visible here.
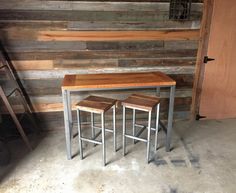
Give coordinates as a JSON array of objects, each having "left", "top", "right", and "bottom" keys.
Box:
[{"left": 199, "top": 0, "right": 236, "bottom": 119}]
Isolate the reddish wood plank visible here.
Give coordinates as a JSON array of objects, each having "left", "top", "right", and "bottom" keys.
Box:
[{"left": 38, "top": 30, "right": 200, "bottom": 41}]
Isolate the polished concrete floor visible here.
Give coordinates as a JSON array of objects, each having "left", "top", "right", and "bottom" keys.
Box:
[{"left": 0, "top": 118, "right": 236, "bottom": 193}]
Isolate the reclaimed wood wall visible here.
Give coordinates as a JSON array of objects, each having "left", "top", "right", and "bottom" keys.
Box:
[{"left": 0, "top": 0, "right": 203, "bottom": 130}]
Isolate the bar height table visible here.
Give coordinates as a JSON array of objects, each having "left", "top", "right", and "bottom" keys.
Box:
[{"left": 61, "top": 71, "right": 176, "bottom": 160}]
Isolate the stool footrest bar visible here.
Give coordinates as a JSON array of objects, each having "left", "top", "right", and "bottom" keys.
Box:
[
  {"left": 80, "top": 137, "right": 102, "bottom": 145},
  {"left": 125, "top": 134, "right": 147, "bottom": 143},
  {"left": 93, "top": 126, "right": 113, "bottom": 133}
]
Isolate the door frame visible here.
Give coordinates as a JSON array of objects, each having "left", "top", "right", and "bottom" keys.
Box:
[{"left": 191, "top": 0, "right": 215, "bottom": 120}]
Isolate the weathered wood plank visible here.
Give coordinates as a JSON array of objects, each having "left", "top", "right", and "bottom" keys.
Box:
[
  {"left": 6, "top": 50, "right": 197, "bottom": 60},
  {"left": 3, "top": 40, "right": 164, "bottom": 51},
  {"left": 3, "top": 40, "right": 198, "bottom": 52},
  {"left": 1, "top": 74, "right": 193, "bottom": 96},
  {"left": 11, "top": 58, "right": 195, "bottom": 71},
  {"left": 0, "top": 10, "right": 202, "bottom": 22},
  {"left": 0, "top": 20, "right": 200, "bottom": 31},
  {"left": 0, "top": 10, "right": 168, "bottom": 22},
  {"left": 2, "top": 41, "right": 87, "bottom": 52},
  {"left": 38, "top": 30, "right": 200, "bottom": 41},
  {"left": 0, "top": 21, "right": 67, "bottom": 30},
  {"left": 164, "top": 40, "right": 199, "bottom": 49},
  {"left": 118, "top": 58, "right": 196, "bottom": 67},
  {"left": 16, "top": 67, "right": 194, "bottom": 80},
  {"left": 68, "top": 20, "right": 201, "bottom": 30},
  {"left": 0, "top": 1, "right": 202, "bottom": 12},
  {"left": 11, "top": 59, "right": 118, "bottom": 70},
  {"left": 86, "top": 41, "right": 164, "bottom": 50}
]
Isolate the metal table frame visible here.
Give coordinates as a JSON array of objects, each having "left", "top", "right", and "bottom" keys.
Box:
[{"left": 62, "top": 84, "right": 175, "bottom": 160}]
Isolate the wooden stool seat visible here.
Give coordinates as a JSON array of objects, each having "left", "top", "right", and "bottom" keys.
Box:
[
  {"left": 122, "top": 94, "right": 160, "bottom": 112},
  {"left": 76, "top": 95, "right": 117, "bottom": 113},
  {"left": 122, "top": 93, "right": 161, "bottom": 163}
]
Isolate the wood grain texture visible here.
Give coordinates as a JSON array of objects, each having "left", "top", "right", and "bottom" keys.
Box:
[
  {"left": 0, "top": 1, "right": 202, "bottom": 12},
  {"left": 62, "top": 71, "right": 176, "bottom": 90},
  {"left": 199, "top": 0, "right": 236, "bottom": 119},
  {"left": 191, "top": 0, "right": 214, "bottom": 119},
  {"left": 6, "top": 50, "right": 197, "bottom": 60},
  {"left": 38, "top": 30, "right": 200, "bottom": 41},
  {"left": 0, "top": 0, "right": 203, "bottom": 122},
  {"left": 122, "top": 93, "right": 160, "bottom": 111}
]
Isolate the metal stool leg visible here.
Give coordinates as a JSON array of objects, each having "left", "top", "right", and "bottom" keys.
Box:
[
  {"left": 113, "top": 106, "right": 116, "bottom": 152},
  {"left": 123, "top": 106, "right": 126, "bottom": 156},
  {"left": 101, "top": 112, "right": 106, "bottom": 166},
  {"left": 91, "top": 112, "right": 96, "bottom": 147},
  {"left": 77, "top": 110, "right": 83, "bottom": 160},
  {"left": 91, "top": 112, "right": 95, "bottom": 138},
  {"left": 132, "top": 109, "right": 136, "bottom": 144},
  {"left": 155, "top": 103, "right": 160, "bottom": 151},
  {"left": 147, "top": 111, "right": 152, "bottom": 163}
]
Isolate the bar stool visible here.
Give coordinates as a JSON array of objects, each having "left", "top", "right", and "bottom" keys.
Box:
[
  {"left": 122, "top": 94, "right": 160, "bottom": 163},
  {"left": 76, "top": 95, "right": 117, "bottom": 166}
]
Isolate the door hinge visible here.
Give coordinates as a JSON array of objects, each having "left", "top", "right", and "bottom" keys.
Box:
[
  {"left": 196, "top": 114, "right": 206, "bottom": 121},
  {"left": 204, "top": 56, "right": 215, "bottom": 63}
]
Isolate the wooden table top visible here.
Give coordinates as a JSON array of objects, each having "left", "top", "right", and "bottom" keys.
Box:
[{"left": 62, "top": 71, "right": 176, "bottom": 90}]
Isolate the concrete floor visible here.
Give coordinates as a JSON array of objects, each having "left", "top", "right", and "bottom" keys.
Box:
[{"left": 0, "top": 118, "right": 236, "bottom": 193}]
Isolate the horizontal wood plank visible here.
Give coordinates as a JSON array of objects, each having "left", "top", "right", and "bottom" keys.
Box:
[
  {"left": 0, "top": 74, "right": 193, "bottom": 96},
  {"left": 6, "top": 49, "right": 197, "bottom": 60},
  {"left": 0, "top": 20, "right": 201, "bottom": 31},
  {"left": 38, "top": 30, "right": 200, "bottom": 41},
  {"left": 10, "top": 58, "right": 196, "bottom": 71},
  {"left": 0, "top": 1, "right": 202, "bottom": 12}
]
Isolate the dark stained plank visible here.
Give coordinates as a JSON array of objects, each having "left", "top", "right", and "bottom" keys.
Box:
[{"left": 6, "top": 49, "right": 198, "bottom": 60}]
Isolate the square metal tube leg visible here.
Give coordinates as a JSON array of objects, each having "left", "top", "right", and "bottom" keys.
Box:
[
  {"left": 113, "top": 106, "right": 116, "bottom": 152},
  {"left": 91, "top": 112, "right": 96, "bottom": 147},
  {"left": 155, "top": 103, "right": 160, "bottom": 151},
  {"left": 147, "top": 111, "right": 152, "bottom": 164},
  {"left": 91, "top": 112, "right": 95, "bottom": 138},
  {"left": 166, "top": 85, "right": 175, "bottom": 152},
  {"left": 77, "top": 110, "right": 83, "bottom": 160},
  {"left": 101, "top": 113, "right": 106, "bottom": 166},
  {"left": 62, "top": 89, "right": 72, "bottom": 160},
  {"left": 123, "top": 106, "right": 126, "bottom": 156},
  {"left": 132, "top": 109, "right": 136, "bottom": 144}
]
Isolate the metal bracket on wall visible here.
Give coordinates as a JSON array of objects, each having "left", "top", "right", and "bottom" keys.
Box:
[
  {"left": 196, "top": 114, "right": 206, "bottom": 121},
  {"left": 204, "top": 56, "right": 215, "bottom": 63}
]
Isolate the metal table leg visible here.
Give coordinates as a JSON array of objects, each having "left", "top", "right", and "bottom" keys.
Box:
[
  {"left": 166, "top": 85, "right": 175, "bottom": 152},
  {"left": 62, "top": 89, "right": 72, "bottom": 160}
]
